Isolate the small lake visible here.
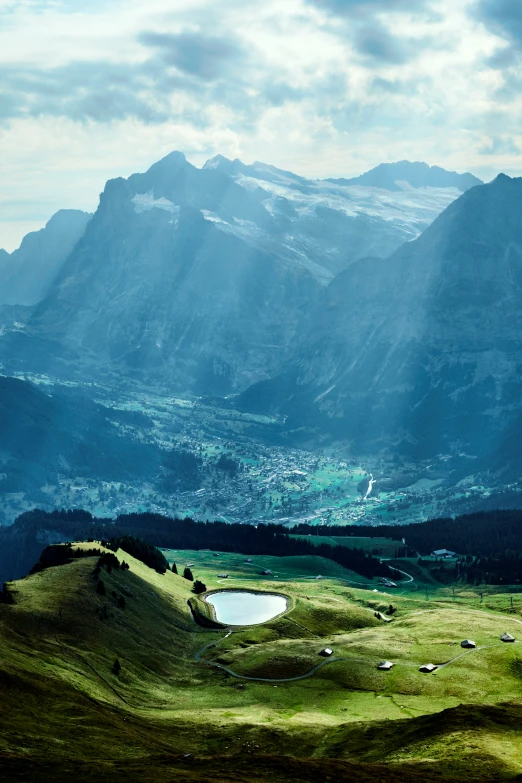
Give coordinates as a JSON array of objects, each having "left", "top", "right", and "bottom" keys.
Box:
[{"left": 205, "top": 590, "right": 288, "bottom": 625}]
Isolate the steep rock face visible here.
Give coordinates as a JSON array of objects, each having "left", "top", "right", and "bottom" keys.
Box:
[
  {"left": 0, "top": 210, "right": 92, "bottom": 305},
  {"left": 27, "top": 153, "right": 320, "bottom": 393},
  {"left": 239, "top": 175, "right": 522, "bottom": 462},
  {"left": 328, "top": 161, "right": 482, "bottom": 193}
]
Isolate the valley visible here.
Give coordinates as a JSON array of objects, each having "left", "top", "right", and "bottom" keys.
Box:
[{"left": 1, "top": 370, "right": 518, "bottom": 530}]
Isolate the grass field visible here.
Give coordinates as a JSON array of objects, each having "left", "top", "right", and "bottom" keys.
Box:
[{"left": 2, "top": 543, "right": 522, "bottom": 782}]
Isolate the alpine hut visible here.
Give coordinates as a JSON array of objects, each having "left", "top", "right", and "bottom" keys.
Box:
[
  {"left": 319, "top": 648, "right": 333, "bottom": 657},
  {"left": 419, "top": 663, "right": 438, "bottom": 673},
  {"left": 501, "top": 632, "right": 515, "bottom": 642},
  {"left": 377, "top": 661, "right": 394, "bottom": 670},
  {"left": 460, "top": 640, "right": 476, "bottom": 648}
]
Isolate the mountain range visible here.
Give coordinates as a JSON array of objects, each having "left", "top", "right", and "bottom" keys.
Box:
[
  {"left": 4, "top": 153, "right": 521, "bottom": 471},
  {"left": 0, "top": 154, "right": 479, "bottom": 394}
]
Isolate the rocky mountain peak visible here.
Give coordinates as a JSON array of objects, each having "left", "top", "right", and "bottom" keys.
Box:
[{"left": 327, "top": 160, "right": 482, "bottom": 192}]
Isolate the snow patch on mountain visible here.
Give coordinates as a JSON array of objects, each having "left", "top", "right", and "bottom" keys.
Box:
[
  {"left": 235, "top": 173, "right": 461, "bottom": 237},
  {"left": 132, "top": 192, "right": 180, "bottom": 214}
]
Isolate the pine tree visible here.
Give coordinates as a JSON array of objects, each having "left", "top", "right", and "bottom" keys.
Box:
[
  {"left": 183, "top": 566, "right": 194, "bottom": 581},
  {"left": 192, "top": 580, "right": 207, "bottom": 594},
  {"left": 112, "top": 658, "right": 121, "bottom": 676}
]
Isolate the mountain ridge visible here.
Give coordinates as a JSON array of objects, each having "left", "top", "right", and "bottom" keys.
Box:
[
  {"left": 0, "top": 209, "right": 92, "bottom": 306},
  {"left": 0, "top": 151, "right": 471, "bottom": 393}
]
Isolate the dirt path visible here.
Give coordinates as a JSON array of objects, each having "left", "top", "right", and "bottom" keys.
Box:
[{"left": 194, "top": 618, "right": 520, "bottom": 683}]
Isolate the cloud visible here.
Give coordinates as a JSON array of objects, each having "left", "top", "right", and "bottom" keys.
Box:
[
  {"left": 474, "top": 1, "right": 522, "bottom": 100},
  {"left": 304, "top": 0, "right": 431, "bottom": 18},
  {"left": 138, "top": 31, "right": 242, "bottom": 80},
  {"left": 354, "top": 22, "right": 427, "bottom": 65},
  {"left": 303, "top": 0, "right": 443, "bottom": 68},
  {"left": 475, "top": 0, "right": 522, "bottom": 49},
  {"left": 479, "top": 135, "right": 521, "bottom": 155},
  {"left": 0, "top": 61, "right": 170, "bottom": 123}
]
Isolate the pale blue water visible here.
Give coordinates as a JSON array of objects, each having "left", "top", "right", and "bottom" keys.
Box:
[{"left": 205, "top": 590, "right": 287, "bottom": 625}]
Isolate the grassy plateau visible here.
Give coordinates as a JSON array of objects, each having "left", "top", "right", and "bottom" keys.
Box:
[{"left": 1, "top": 542, "right": 522, "bottom": 782}]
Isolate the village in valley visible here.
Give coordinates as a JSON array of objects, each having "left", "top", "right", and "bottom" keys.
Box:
[{"left": 1, "top": 371, "right": 521, "bottom": 528}]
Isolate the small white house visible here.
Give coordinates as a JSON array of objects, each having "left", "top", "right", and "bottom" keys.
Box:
[
  {"left": 217, "top": 574, "right": 229, "bottom": 578},
  {"left": 261, "top": 569, "right": 273, "bottom": 575},
  {"left": 419, "top": 663, "right": 438, "bottom": 673},
  {"left": 460, "top": 639, "right": 476, "bottom": 648},
  {"left": 501, "top": 632, "right": 515, "bottom": 642},
  {"left": 377, "top": 661, "right": 394, "bottom": 670},
  {"left": 430, "top": 549, "right": 457, "bottom": 559},
  {"left": 319, "top": 648, "right": 333, "bottom": 657}
]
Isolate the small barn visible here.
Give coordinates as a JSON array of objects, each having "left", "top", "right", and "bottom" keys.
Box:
[
  {"left": 460, "top": 639, "right": 476, "bottom": 648},
  {"left": 217, "top": 574, "right": 229, "bottom": 578},
  {"left": 501, "top": 632, "right": 515, "bottom": 642},
  {"left": 261, "top": 569, "right": 272, "bottom": 575},
  {"left": 419, "top": 663, "right": 438, "bottom": 673},
  {"left": 430, "top": 549, "right": 457, "bottom": 559},
  {"left": 377, "top": 661, "right": 394, "bottom": 670},
  {"left": 319, "top": 648, "right": 333, "bottom": 657}
]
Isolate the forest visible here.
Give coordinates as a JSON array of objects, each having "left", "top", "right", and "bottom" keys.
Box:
[
  {"left": 0, "top": 509, "right": 391, "bottom": 582},
  {"left": 296, "top": 510, "right": 522, "bottom": 585}
]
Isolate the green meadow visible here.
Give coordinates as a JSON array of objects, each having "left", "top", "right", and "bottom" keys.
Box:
[{"left": 2, "top": 542, "right": 522, "bottom": 782}]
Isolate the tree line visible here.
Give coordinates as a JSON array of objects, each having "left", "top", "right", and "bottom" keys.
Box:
[
  {"left": 294, "top": 509, "right": 522, "bottom": 560},
  {"left": 0, "top": 508, "right": 391, "bottom": 582}
]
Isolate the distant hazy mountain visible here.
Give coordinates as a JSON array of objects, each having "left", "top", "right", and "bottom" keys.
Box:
[
  {"left": 238, "top": 174, "right": 522, "bottom": 465},
  {"left": 0, "top": 210, "right": 91, "bottom": 306},
  {"left": 328, "top": 161, "right": 483, "bottom": 193}
]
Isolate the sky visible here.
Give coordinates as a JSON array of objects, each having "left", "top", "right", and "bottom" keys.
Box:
[{"left": 0, "top": 0, "right": 521, "bottom": 250}]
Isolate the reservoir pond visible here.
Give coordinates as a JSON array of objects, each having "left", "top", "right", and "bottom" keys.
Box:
[{"left": 205, "top": 590, "right": 288, "bottom": 625}]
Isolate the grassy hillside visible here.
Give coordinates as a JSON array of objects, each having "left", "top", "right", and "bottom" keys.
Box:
[{"left": 1, "top": 544, "right": 522, "bottom": 781}]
